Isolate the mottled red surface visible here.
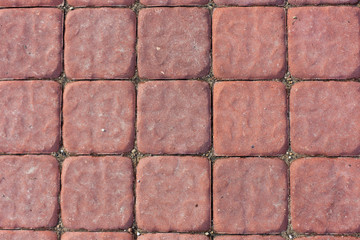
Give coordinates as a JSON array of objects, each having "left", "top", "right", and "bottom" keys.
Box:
[
  {"left": 0, "top": 231, "right": 57, "bottom": 240},
  {"left": 65, "top": 8, "right": 136, "bottom": 79},
  {"left": 137, "top": 81, "right": 211, "bottom": 154},
  {"left": 215, "top": 236, "right": 285, "bottom": 240},
  {"left": 291, "top": 158, "right": 360, "bottom": 233},
  {"left": 213, "top": 158, "right": 288, "bottom": 234},
  {"left": 0, "top": 9, "right": 63, "bottom": 79},
  {"left": 289, "top": 0, "right": 358, "bottom": 5},
  {"left": 0, "top": 0, "right": 63, "bottom": 6},
  {"left": 68, "top": 0, "right": 134, "bottom": 6},
  {"left": 138, "top": 8, "right": 211, "bottom": 79},
  {"left": 62, "top": 232, "right": 133, "bottom": 240},
  {"left": 288, "top": 7, "right": 360, "bottom": 79},
  {"left": 214, "top": 81, "right": 288, "bottom": 156},
  {"left": 141, "top": 0, "right": 208, "bottom": 5},
  {"left": 61, "top": 156, "right": 134, "bottom": 230},
  {"left": 297, "top": 237, "right": 359, "bottom": 240},
  {"left": 136, "top": 156, "right": 211, "bottom": 232},
  {"left": 214, "top": 0, "right": 284, "bottom": 5},
  {"left": 139, "top": 234, "right": 208, "bottom": 240},
  {"left": 0, "top": 81, "right": 61, "bottom": 154},
  {"left": 290, "top": 82, "right": 360, "bottom": 156},
  {"left": 63, "top": 81, "right": 135, "bottom": 154},
  {"left": 0, "top": 156, "right": 59, "bottom": 229},
  {"left": 213, "top": 7, "right": 286, "bottom": 79}
]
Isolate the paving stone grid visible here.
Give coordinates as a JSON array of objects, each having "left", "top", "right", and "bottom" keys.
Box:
[{"left": 0, "top": 0, "right": 360, "bottom": 240}]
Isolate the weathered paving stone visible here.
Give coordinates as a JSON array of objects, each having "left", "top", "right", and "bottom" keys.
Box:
[
  {"left": 65, "top": 8, "right": 136, "bottom": 79},
  {"left": 141, "top": 0, "right": 208, "bottom": 5},
  {"left": 62, "top": 232, "right": 133, "bottom": 240},
  {"left": 0, "top": 0, "right": 63, "bottom": 6},
  {"left": 297, "top": 237, "right": 359, "bottom": 240},
  {"left": 0, "top": 9, "right": 63, "bottom": 79},
  {"left": 215, "top": 236, "right": 285, "bottom": 240},
  {"left": 68, "top": 0, "right": 134, "bottom": 6},
  {"left": 213, "top": 7, "right": 286, "bottom": 79},
  {"left": 138, "top": 8, "right": 211, "bottom": 79},
  {"left": 214, "top": 0, "right": 284, "bottom": 5},
  {"left": 63, "top": 81, "right": 135, "bottom": 154},
  {"left": 136, "top": 156, "right": 211, "bottom": 232},
  {"left": 288, "top": 7, "right": 360, "bottom": 79},
  {"left": 290, "top": 82, "right": 360, "bottom": 156},
  {"left": 213, "top": 158, "right": 288, "bottom": 234},
  {"left": 0, "top": 231, "right": 57, "bottom": 240},
  {"left": 0, "top": 156, "right": 59, "bottom": 229},
  {"left": 0, "top": 81, "right": 61, "bottom": 154},
  {"left": 61, "top": 156, "right": 134, "bottom": 230},
  {"left": 137, "top": 81, "right": 211, "bottom": 154},
  {"left": 289, "top": 0, "right": 358, "bottom": 5},
  {"left": 139, "top": 234, "right": 208, "bottom": 240},
  {"left": 291, "top": 158, "right": 360, "bottom": 233},
  {"left": 213, "top": 81, "right": 288, "bottom": 156}
]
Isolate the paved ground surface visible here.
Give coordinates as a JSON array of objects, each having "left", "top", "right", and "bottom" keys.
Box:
[{"left": 0, "top": 0, "right": 359, "bottom": 239}]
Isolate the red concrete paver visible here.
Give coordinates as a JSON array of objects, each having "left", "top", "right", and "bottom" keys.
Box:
[
  {"left": 68, "top": 0, "right": 134, "bottom": 6},
  {"left": 0, "top": 9, "right": 63, "bottom": 79},
  {"left": 139, "top": 234, "right": 208, "bottom": 240},
  {"left": 0, "top": 231, "right": 57, "bottom": 240},
  {"left": 62, "top": 232, "right": 133, "bottom": 240},
  {"left": 0, "top": 81, "right": 61, "bottom": 154},
  {"left": 65, "top": 8, "right": 136, "bottom": 79},
  {"left": 291, "top": 158, "right": 360, "bottom": 233},
  {"left": 213, "top": 7, "right": 286, "bottom": 79},
  {"left": 137, "top": 81, "right": 211, "bottom": 154},
  {"left": 288, "top": 7, "right": 360, "bottom": 79},
  {"left": 215, "top": 236, "right": 285, "bottom": 240},
  {"left": 63, "top": 81, "right": 135, "bottom": 154},
  {"left": 213, "top": 158, "right": 288, "bottom": 234},
  {"left": 0, "top": 156, "right": 59, "bottom": 229},
  {"left": 61, "top": 156, "right": 134, "bottom": 230},
  {"left": 141, "top": 0, "right": 208, "bottom": 5},
  {"left": 290, "top": 82, "right": 360, "bottom": 156},
  {"left": 214, "top": 0, "right": 284, "bottom": 5},
  {"left": 0, "top": 0, "right": 63, "bottom": 6},
  {"left": 297, "top": 237, "right": 359, "bottom": 240},
  {"left": 289, "top": 0, "right": 358, "bottom": 5},
  {"left": 214, "top": 81, "right": 288, "bottom": 156},
  {"left": 138, "top": 8, "right": 211, "bottom": 79},
  {"left": 136, "top": 156, "right": 211, "bottom": 232}
]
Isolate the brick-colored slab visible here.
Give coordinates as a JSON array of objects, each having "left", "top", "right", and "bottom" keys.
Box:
[
  {"left": 290, "top": 82, "right": 360, "bottom": 156},
  {"left": 139, "top": 234, "right": 208, "bottom": 240},
  {"left": 289, "top": 0, "right": 358, "bottom": 5},
  {"left": 141, "top": 0, "right": 208, "bottom": 5},
  {"left": 297, "top": 237, "right": 358, "bottom": 240},
  {"left": 138, "top": 8, "right": 211, "bottom": 79},
  {"left": 0, "top": 9, "right": 63, "bottom": 79},
  {"left": 0, "top": 231, "right": 57, "bottom": 240},
  {"left": 214, "top": 158, "right": 288, "bottom": 234},
  {"left": 288, "top": 7, "right": 360, "bottom": 79},
  {"left": 62, "top": 232, "right": 132, "bottom": 240},
  {"left": 61, "top": 156, "right": 134, "bottom": 230},
  {"left": 0, "top": 0, "right": 63, "bottom": 6},
  {"left": 0, "top": 81, "right": 61, "bottom": 154},
  {"left": 65, "top": 9, "right": 136, "bottom": 79},
  {"left": 0, "top": 156, "right": 59, "bottom": 229},
  {"left": 68, "top": 0, "right": 134, "bottom": 6},
  {"left": 63, "top": 81, "right": 135, "bottom": 154},
  {"left": 213, "top": 7, "right": 286, "bottom": 80},
  {"left": 136, "top": 156, "right": 211, "bottom": 232},
  {"left": 137, "top": 81, "right": 211, "bottom": 154},
  {"left": 291, "top": 158, "right": 360, "bottom": 233},
  {"left": 214, "top": 0, "right": 284, "bottom": 5},
  {"left": 215, "top": 236, "right": 285, "bottom": 240},
  {"left": 214, "top": 81, "right": 288, "bottom": 156}
]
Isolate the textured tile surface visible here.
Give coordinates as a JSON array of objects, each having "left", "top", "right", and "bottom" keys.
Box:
[
  {"left": 288, "top": 7, "right": 360, "bottom": 79},
  {"left": 213, "top": 7, "right": 286, "bottom": 79},
  {"left": 0, "top": 9, "right": 63, "bottom": 79},
  {"left": 0, "top": 231, "right": 57, "bottom": 240},
  {"left": 290, "top": 82, "right": 360, "bottom": 156},
  {"left": 0, "top": 0, "right": 63, "bottom": 6},
  {"left": 216, "top": 236, "right": 285, "bottom": 240},
  {"left": 213, "top": 158, "right": 288, "bottom": 233},
  {"left": 0, "top": 156, "right": 59, "bottom": 229},
  {"left": 214, "top": 0, "right": 284, "bottom": 5},
  {"left": 289, "top": 0, "right": 358, "bottom": 5},
  {"left": 63, "top": 81, "right": 135, "bottom": 154},
  {"left": 141, "top": 0, "right": 208, "bottom": 5},
  {"left": 214, "top": 81, "right": 288, "bottom": 156},
  {"left": 139, "top": 234, "right": 209, "bottom": 240},
  {"left": 65, "top": 8, "right": 136, "bottom": 79},
  {"left": 68, "top": 0, "right": 134, "bottom": 6},
  {"left": 138, "top": 8, "right": 211, "bottom": 79},
  {"left": 0, "top": 81, "right": 61, "bottom": 154},
  {"left": 136, "top": 156, "right": 211, "bottom": 232},
  {"left": 61, "top": 232, "right": 133, "bottom": 240},
  {"left": 137, "top": 81, "right": 211, "bottom": 154},
  {"left": 291, "top": 158, "right": 360, "bottom": 233},
  {"left": 61, "top": 156, "right": 134, "bottom": 230}
]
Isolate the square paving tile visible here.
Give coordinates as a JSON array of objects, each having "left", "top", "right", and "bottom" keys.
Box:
[
  {"left": 214, "top": 0, "right": 284, "bottom": 5},
  {"left": 61, "top": 232, "right": 133, "bottom": 240},
  {"left": 0, "top": 231, "right": 57, "bottom": 240},
  {"left": 0, "top": 0, "right": 63, "bottom": 6},
  {"left": 68, "top": 0, "right": 134, "bottom": 6}
]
